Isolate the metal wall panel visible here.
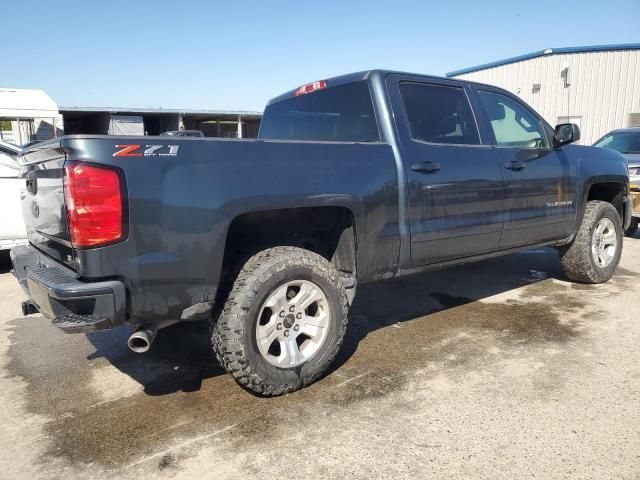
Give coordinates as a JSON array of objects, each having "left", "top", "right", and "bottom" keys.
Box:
[{"left": 453, "top": 50, "right": 640, "bottom": 144}]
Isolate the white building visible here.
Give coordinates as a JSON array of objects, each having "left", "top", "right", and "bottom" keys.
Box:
[
  {"left": 447, "top": 44, "right": 640, "bottom": 145},
  {"left": 0, "top": 88, "right": 63, "bottom": 145}
]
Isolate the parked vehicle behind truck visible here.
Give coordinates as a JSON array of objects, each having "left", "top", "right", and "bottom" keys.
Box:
[
  {"left": 0, "top": 140, "right": 27, "bottom": 251},
  {"left": 594, "top": 128, "right": 640, "bottom": 236},
  {"left": 11, "top": 70, "right": 631, "bottom": 395}
]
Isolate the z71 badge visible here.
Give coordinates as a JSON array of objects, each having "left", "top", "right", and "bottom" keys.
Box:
[{"left": 113, "top": 144, "right": 179, "bottom": 157}]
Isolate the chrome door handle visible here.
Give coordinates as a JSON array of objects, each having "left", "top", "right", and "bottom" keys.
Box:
[{"left": 411, "top": 161, "right": 441, "bottom": 173}]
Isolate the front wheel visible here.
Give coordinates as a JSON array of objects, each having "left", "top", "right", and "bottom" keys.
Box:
[
  {"left": 211, "top": 246, "right": 349, "bottom": 396},
  {"left": 560, "top": 200, "right": 623, "bottom": 284}
]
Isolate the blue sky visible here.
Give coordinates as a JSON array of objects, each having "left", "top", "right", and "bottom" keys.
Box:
[{"left": 3, "top": 0, "right": 639, "bottom": 111}]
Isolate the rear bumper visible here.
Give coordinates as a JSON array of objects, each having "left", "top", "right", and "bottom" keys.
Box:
[{"left": 10, "top": 244, "right": 126, "bottom": 333}]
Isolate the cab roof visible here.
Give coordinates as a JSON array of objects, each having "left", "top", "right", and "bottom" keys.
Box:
[{"left": 266, "top": 69, "right": 468, "bottom": 106}]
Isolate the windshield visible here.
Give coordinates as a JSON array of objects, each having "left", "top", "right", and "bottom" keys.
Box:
[{"left": 593, "top": 132, "right": 640, "bottom": 154}]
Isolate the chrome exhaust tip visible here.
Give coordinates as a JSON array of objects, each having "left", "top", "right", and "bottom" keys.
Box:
[
  {"left": 127, "top": 320, "right": 178, "bottom": 353},
  {"left": 127, "top": 325, "right": 157, "bottom": 353}
]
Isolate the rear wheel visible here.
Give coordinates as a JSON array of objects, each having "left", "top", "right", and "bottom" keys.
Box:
[
  {"left": 211, "top": 246, "right": 349, "bottom": 396},
  {"left": 560, "top": 200, "right": 622, "bottom": 283}
]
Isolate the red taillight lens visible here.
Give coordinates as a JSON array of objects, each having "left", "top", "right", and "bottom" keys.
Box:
[{"left": 64, "top": 163, "right": 124, "bottom": 247}]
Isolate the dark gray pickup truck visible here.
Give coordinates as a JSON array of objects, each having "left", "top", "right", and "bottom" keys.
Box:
[{"left": 11, "top": 70, "right": 631, "bottom": 395}]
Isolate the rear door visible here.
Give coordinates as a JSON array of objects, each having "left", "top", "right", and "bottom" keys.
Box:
[
  {"left": 471, "top": 87, "right": 577, "bottom": 247},
  {"left": 387, "top": 75, "right": 504, "bottom": 265}
]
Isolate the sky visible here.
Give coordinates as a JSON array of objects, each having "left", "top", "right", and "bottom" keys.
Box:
[{"left": 3, "top": 0, "right": 639, "bottom": 112}]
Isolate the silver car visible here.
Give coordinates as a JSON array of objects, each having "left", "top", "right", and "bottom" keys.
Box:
[
  {"left": 594, "top": 128, "right": 640, "bottom": 235},
  {"left": 0, "top": 140, "right": 28, "bottom": 250}
]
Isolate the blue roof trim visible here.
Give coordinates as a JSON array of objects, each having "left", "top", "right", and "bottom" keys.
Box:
[{"left": 446, "top": 43, "right": 640, "bottom": 77}]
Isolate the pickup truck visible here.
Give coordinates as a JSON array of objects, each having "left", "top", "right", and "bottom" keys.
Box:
[{"left": 11, "top": 70, "right": 631, "bottom": 396}]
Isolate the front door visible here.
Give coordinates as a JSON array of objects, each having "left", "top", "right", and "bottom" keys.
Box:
[
  {"left": 387, "top": 76, "right": 504, "bottom": 266},
  {"left": 473, "top": 88, "right": 577, "bottom": 247}
]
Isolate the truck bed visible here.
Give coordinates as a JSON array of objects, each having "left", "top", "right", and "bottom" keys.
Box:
[{"left": 18, "top": 135, "right": 400, "bottom": 325}]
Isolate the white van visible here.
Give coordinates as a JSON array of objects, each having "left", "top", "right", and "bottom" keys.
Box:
[{"left": 0, "top": 140, "right": 27, "bottom": 250}]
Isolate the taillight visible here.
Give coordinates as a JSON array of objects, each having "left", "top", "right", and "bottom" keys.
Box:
[
  {"left": 64, "top": 163, "right": 125, "bottom": 248},
  {"left": 295, "top": 80, "right": 327, "bottom": 96}
]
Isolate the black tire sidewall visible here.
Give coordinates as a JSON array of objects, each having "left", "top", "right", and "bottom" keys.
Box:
[{"left": 241, "top": 263, "right": 344, "bottom": 389}]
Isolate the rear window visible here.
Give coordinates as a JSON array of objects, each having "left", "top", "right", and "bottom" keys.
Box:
[{"left": 259, "top": 82, "right": 379, "bottom": 142}]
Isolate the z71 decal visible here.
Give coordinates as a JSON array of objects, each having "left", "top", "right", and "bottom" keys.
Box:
[{"left": 113, "top": 144, "right": 179, "bottom": 157}]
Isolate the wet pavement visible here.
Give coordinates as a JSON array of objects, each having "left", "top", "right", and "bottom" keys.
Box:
[{"left": 1, "top": 240, "right": 639, "bottom": 479}]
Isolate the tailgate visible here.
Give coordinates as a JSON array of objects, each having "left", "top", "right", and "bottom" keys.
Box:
[{"left": 18, "top": 140, "right": 74, "bottom": 269}]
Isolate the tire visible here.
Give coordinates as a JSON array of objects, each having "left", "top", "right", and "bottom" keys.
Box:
[
  {"left": 560, "top": 200, "right": 623, "bottom": 284},
  {"left": 210, "top": 246, "right": 349, "bottom": 396},
  {"left": 624, "top": 217, "right": 639, "bottom": 237}
]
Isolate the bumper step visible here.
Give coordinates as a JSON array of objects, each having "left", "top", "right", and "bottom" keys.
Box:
[
  {"left": 52, "top": 314, "right": 113, "bottom": 334},
  {"left": 11, "top": 245, "right": 126, "bottom": 333}
]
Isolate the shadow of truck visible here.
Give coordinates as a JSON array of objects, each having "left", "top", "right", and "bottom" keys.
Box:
[{"left": 84, "top": 247, "right": 570, "bottom": 396}]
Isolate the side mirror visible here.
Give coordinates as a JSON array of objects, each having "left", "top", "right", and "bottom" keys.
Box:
[{"left": 554, "top": 123, "right": 580, "bottom": 146}]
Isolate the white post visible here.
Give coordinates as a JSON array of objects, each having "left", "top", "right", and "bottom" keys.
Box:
[{"left": 237, "top": 115, "right": 243, "bottom": 139}]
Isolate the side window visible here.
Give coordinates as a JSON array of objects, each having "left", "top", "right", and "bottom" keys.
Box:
[
  {"left": 399, "top": 83, "right": 479, "bottom": 145},
  {"left": 478, "top": 90, "right": 548, "bottom": 148}
]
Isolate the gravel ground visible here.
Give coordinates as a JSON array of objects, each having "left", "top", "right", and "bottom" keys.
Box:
[{"left": 0, "top": 239, "right": 639, "bottom": 479}]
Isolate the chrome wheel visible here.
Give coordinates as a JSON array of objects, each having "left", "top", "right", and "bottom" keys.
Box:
[
  {"left": 591, "top": 217, "right": 617, "bottom": 268},
  {"left": 256, "top": 280, "right": 331, "bottom": 368}
]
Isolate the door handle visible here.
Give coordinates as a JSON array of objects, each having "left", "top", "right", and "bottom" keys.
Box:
[
  {"left": 411, "top": 161, "right": 441, "bottom": 173},
  {"left": 504, "top": 160, "right": 525, "bottom": 171}
]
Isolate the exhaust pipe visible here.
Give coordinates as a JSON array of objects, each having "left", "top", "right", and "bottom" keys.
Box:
[
  {"left": 127, "top": 320, "right": 178, "bottom": 353},
  {"left": 21, "top": 300, "right": 38, "bottom": 316}
]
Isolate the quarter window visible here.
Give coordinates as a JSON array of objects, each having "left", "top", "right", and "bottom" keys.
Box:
[
  {"left": 399, "top": 83, "right": 480, "bottom": 145},
  {"left": 478, "top": 90, "right": 548, "bottom": 148}
]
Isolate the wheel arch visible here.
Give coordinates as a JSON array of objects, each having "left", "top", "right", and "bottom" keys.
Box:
[
  {"left": 574, "top": 176, "right": 629, "bottom": 232},
  {"left": 218, "top": 205, "right": 359, "bottom": 305}
]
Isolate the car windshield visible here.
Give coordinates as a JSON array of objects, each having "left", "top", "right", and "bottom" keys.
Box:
[{"left": 593, "top": 132, "right": 640, "bottom": 154}]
